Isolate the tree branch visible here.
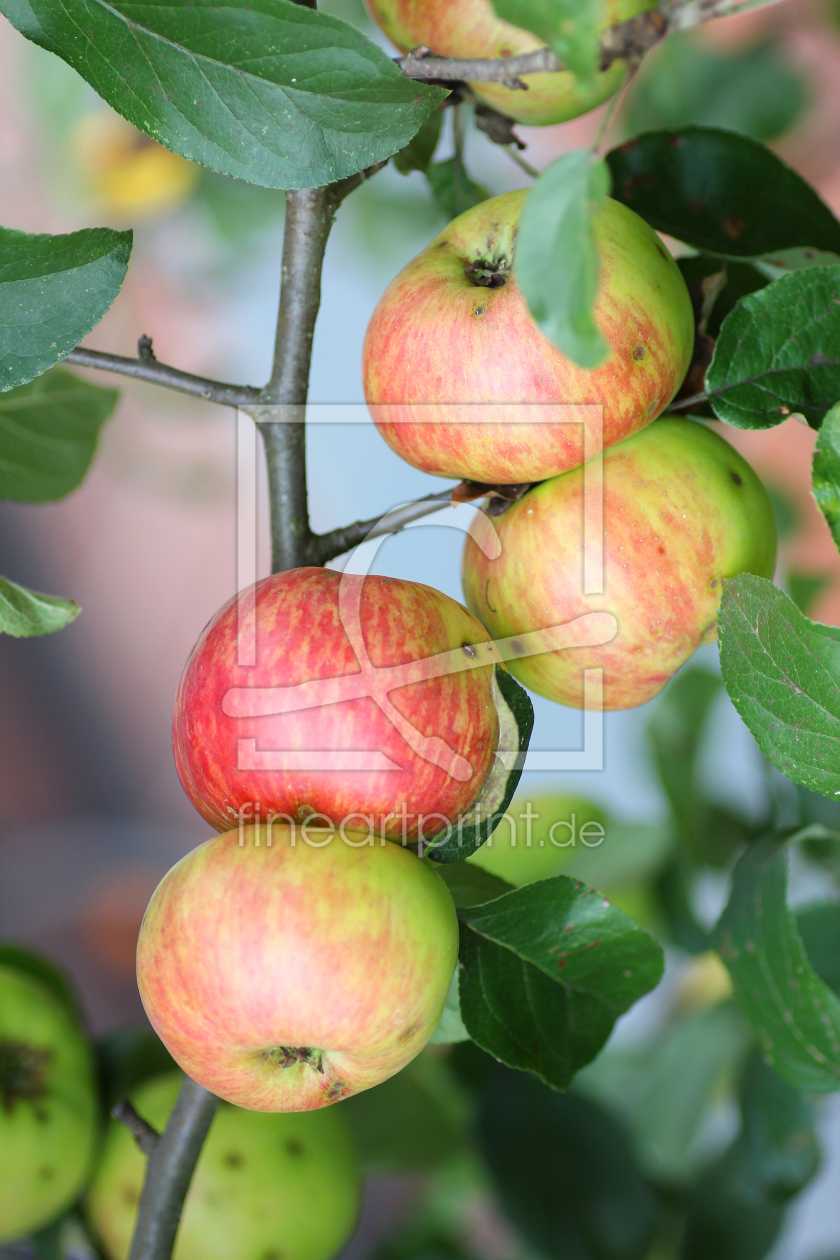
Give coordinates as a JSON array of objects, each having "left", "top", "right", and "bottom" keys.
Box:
[
  {"left": 65, "top": 346, "right": 262, "bottom": 407},
  {"left": 314, "top": 488, "right": 454, "bottom": 564},
  {"left": 127, "top": 1077, "right": 218, "bottom": 1260},
  {"left": 113, "top": 1099, "right": 160, "bottom": 1158}
]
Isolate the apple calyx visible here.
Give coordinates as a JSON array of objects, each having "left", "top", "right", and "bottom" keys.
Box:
[
  {"left": 464, "top": 257, "right": 511, "bottom": 288},
  {"left": 265, "top": 1046, "right": 325, "bottom": 1073},
  {"left": 0, "top": 1038, "right": 52, "bottom": 1112}
]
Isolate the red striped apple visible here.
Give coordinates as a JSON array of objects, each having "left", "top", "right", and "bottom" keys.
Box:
[
  {"left": 364, "top": 0, "right": 656, "bottom": 127},
  {"left": 173, "top": 567, "right": 500, "bottom": 843},
  {"left": 461, "top": 417, "right": 777, "bottom": 710},
  {"left": 363, "top": 191, "right": 694, "bottom": 485},
  {"left": 136, "top": 825, "right": 459, "bottom": 1111}
]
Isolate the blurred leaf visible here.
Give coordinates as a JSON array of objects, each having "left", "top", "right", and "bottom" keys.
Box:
[
  {"left": 620, "top": 34, "right": 805, "bottom": 143},
  {"left": 340, "top": 1053, "right": 466, "bottom": 1172},
  {"left": 491, "top": 0, "right": 601, "bottom": 81},
  {"left": 788, "top": 572, "right": 831, "bottom": 616},
  {"left": 515, "top": 150, "right": 610, "bottom": 368},
  {"left": 797, "top": 902, "right": 840, "bottom": 995},
  {"left": 655, "top": 857, "right": 711, "bottom": 953},
  {"left": 478, "top": 1068, "right": 657, "bottom": 1260},
  {"left": 677, "top": 256, "right": 767, "bottom": 341},
  {"left": 767, "top": 486, "right": 798, "bottom": 542},
  {"left": 0, "top": 944, "right": 83, "bottom": 1024},
  {"left": 707, "top": 268, "right": 840, "bottom": 429},
  {"left": 715, "top": 833, "right": 840, "bottom": 1092},
  {"left": 752, "top": 246, "right": 840, "bottom": 280},
  {"left": 813, "top": 400, "right": 840, "bottom": 551},
  {"left": 394, "top": 110, "right": 444, "bottom": 176},
  {"left": 0, "top": 224, "right": 130, "bottom": 392},
  {"left": 96, "top": 1028, "right": 177, "bottom": 1111},
  {"left": 436, "top": 861, "right": 513, "bottom": 908},
  {"left": 0, "top": 574, "right": 80, "bottom": 638},
  {"left": 429, "top": 970, "right": 470, "bottom": 1046},
  {"left": 718, "top": 574, "right": 840, "bottom": 798},
  {"left": 197, "top": 171, "right": 285, "bottom": 242},
  {"left": 607, "top": 128, "right": 840, "bottom": 258},
  {"left": 561, "top": 820, "right": 674, "bottom": 889},
  {"left": 425, "top": 155, "right": 488, "bottom": 221},
  {"left": 681, "top": 1147, "right": 785, "bottom": 1260},
  {"left": 1, "top": 0, "right": 447, "bottom": 190},
  {"left": 648, "top": 666, "right": 722, "bottom": 835},
  {"left": 0, "top": 368, "right": 119, "bottom": 502},
  {"left": 729, "top": 1049, "right": 820, "bottom": 1203}
]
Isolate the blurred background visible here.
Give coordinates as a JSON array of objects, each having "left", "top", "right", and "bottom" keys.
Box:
[{"left": 4, "top": 0, "right": 840, "bottom": 1256}]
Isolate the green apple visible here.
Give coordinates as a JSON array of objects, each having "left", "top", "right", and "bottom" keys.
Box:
[
  {"left": 86, "top": 1072, "right": 361, "bottom": 1260},
  {"left": 468, "top": 794, "right": 607, "bottom": 884},
  {"left": 462, "top": 417, "right": 777, "bottom": 709},
  {"left": 364, "top": 0, "right": 656, "bottom": 127},
  {"left": 137, "top": 825, "right": 459, "bottom": 1111},
  {"left": 0, "top": 964, "right": 99, "bottom": 1242}
]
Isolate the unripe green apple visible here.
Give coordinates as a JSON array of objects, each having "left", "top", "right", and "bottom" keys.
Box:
[
  {"left": 137, "top": 825, "right": 459, "bottom": 1111},
  {"left": 468, "top": 794, "right": 607, "bottom": 884},
  {"left": 364, "top": 0, "right": 655, "bottom": 127},
  {"left": 363, "top": 192, "right": 694, "bottom": 485},
  {"left": 87, "top": 1072, "right": 361, "bottom": 1260},
  {"left": 0, "top": 965, "right": 99, "bottom": 1242},
  {"left": 462, "top": 417, "right": 777, "bottom": 710}
]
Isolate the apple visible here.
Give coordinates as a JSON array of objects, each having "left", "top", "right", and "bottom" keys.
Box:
[
  {"left": 461, "top": 417, "right": 777, "bottom": 710},
  {"left": 468, "top": 793, "right": 607, "bottom": 884},
  {"left": 136, "top": 823, "right": 459, "bottom": 1111},
  {"left": 87, "top": 1071, "right": 361, "bottom": 1260},
  {"left": 364, "top": 0, "right": 656, "bottom": 127},
  {"left": 173, "top": 567, "right": 500, "bottom": 843},
  {"left": 363, "top": 191, "right": 694, "bottom": 485},
  {"left": 0, "top": 964, "right": 99, "bottom": 1243}
]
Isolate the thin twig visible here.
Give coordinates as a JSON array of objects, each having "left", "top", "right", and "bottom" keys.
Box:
[
  {"left": 314, "top": 489, "right": 454, "bottom": 564},
  {"left": 113, "top": 1099, "right": 160, "bottom": 1158},
  {"left": 669, "top": 391, "right": 710, "bottom": 410},
  {"left": 503, "top": 145, "right": 540, "bottom": 179},
  {"left": 65, "top": 347, "right": 262, "bottom": 407},
  {"left": 127, "top": 1077, "right": 218, "bottom": 1260}
]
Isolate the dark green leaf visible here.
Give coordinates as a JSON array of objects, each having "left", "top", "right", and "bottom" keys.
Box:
[
  {"left": 478, "top": 1069, "right": 657, "bottom": 1260},
  {"left": 607, "top": 128, "right": 840, "bottom": 258},
  {"left": 425, "top": 155, "right": 489, "bottom": 221},
  {"left": 491, "top": 0, "right": 601, "bottom": 81},
  {"left": 0, "top": 224, "right": 130, "bottom": 392},
  {"left": 718, "top": 574, "right": 840, "bottom": 798},
  {"left": 1, "top": 0, "right": 446, "bottom": 190},
  {"left": 0, "top": 945, "right": 83, "bottom": 1024},
  {"left": 0, "top": 368, "right": 119, "bottom": 502},
  {"left": 338, "top": 1053, "right": 465, "bottom": 1172},
  {"left": 436, "top": 861, "right": 513, "bottom": 908},
  {"left": 655, "top": 857, "right": 711, "bottom": 953},
  {"left": 430, "top": 667, "right": 534, "bottom": 863},
  {"left": 812, "top": 400, "right": 840, "bottom": 550},
  {"left": 515, "top": 150, "right": 611, "bottom": 368},
  {"left": 729, "top": 1049, "right": 820, "bottom": 1203},
  {"left": 619, "top": 34, "right": 806, "bottom": 144},
  {"left": 681, "top": 1148, "right": 785, "bottom": 1260},
  {"left": 677, "top": 256, "right": 767, "bottom": 341},
  {"left": 798, "top": 902, "right": 840, "bottom": 995},
  {"left": 393, "top": 110, "right": 443, "bottom": 176},
  {"left": 96, "top": 1029, "right": 177, "bottom": 1111},
  {"left": 0, "top": 574, "right": 80, "bottom": 637},
  {"left": 706, "top": 267, "right": 840, "bottom": 429},
  {"left": 788, "top": 571, "right": 831, "bottom": 616},
  {"left": 715, "top": 834, "right": 840, "bottom": 1092}
]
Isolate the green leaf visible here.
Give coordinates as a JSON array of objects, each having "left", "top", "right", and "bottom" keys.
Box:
[
  {"left": 681, "top": 1148, "right": 785, "bottom": 1260},
  {"left": 0, "top": 368, "right": 119, "bottom": 502},
  {"left": 728, "top": 1049, "right": 820, "bottom": 1203},
  {"left": 339, "top": 1053, "right": 466, "bottom": 1171},
  {"left": 514, "top": 150, "right": 611, "bottom": 368},
  {"left": 425, "top": 155, "right": 489, "bottom": 221},
  {"left": 96, "top": 1029, "right": 177, "bottom": 1111},
  {"left": 491, "top": 0, "right": 601, "bottom": 82},
  {"left": 812, "top": 400, "right": 840, "bottom": 551},
  {"left": 428, "top": 969, "right": 470, "bottom": 1045},
  {"left": 0, "top": 224, "right": 130, "bottom": 392},
  {"left": 797, "top": 902, "right": 840, "bottom": 995},
  {"left": 457, "top": 876, "right": 664, "bottom": 1090},
  {"left": 0, "top": 574, "right": 80, "bottom": 637},
  {"left": 478, "top": 1069, "right": 657, "bottom": 1260},
  {"left": 436, "top": 861, "right": 513, "bottom": 908},
  {"left": 678, "top": 256, "right": 768, "bottom": 340},
  {"left": 706, "top": 267, "right": 840, "bottom": 430},
  {"left": 1, "top": 0, "right": 446, "bottom": 191},
  {"left": 718, "top": 574, "right": 840, "bottom": 799},
  {"left": 715, "top": 833, "right": 840, "bottom": 1092},
  {"left": 429, "top": 667, "right": 534, "bottom": 864},
  {"left": 619, "top": 34, "right": 806, "bottom": 144},
  {"left": 607, "top": 128, "right": 840, "bottom": 258},
  {"left": 788, "top": 571, "right": 831, "bottom": 616},
  {"left": 0, "top": 945, "right": 84, "bottom": 1025},
  {"left": 393, "top": 110, "right": 443, "bottom": 176}
]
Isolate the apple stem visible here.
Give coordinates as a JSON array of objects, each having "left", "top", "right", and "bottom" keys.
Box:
[{"left": 126, "top": 1076, "right": 218, "bottom": 1260}]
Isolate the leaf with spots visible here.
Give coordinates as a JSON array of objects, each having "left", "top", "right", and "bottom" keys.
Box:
[
  {"left": 606, "top": 128, "right": 840, "bottom": 259},
  {"left": 705, "top": 266, "right": 840, "bottom": 430},
  {"left": 718, "top": 574, "right": 840, "bottom": 799},
  {"left": 812, "top": 401, "right": 840, "bottom": 553},
  {"left": 457, "top": 876, "right": 664, "bottom": 1090},
  {"left": 715, "top": 833, "right": 840, "bottom": 1093},
  {"left": 0, "top": 0, "right": 447, "bottom": 191}
]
